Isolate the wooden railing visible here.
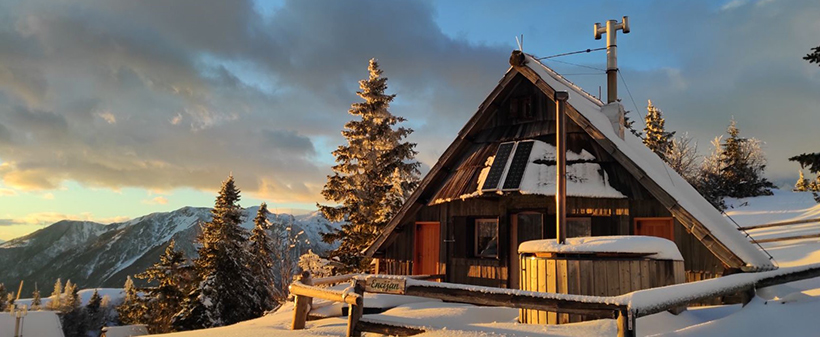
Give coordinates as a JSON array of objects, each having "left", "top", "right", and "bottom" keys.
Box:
[{"left": 289, "top": 264, "right": 820, "bottom": 337}]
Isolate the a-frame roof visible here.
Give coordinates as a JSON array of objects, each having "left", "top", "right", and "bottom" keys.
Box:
[{"left": 365, "top": 51, "right": 776, "bottom": 272}]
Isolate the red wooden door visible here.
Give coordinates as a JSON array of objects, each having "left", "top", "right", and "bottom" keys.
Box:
[
  {"left": 414, "top": 222, "right": 440, "bottom": 275},
  {"left": 634, "top": 218, "right": 675, "bottom": 241}
]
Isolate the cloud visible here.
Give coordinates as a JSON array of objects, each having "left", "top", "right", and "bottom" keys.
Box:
[
  {"left": 0, "top": 0, "right": 507, "bottom": 202},
  {"left": 143, "top": 196, "right": 168, "bottom": 205},
  {"left": 42, "top": 192, "right": 54, "bottom": 199},
  {"left": 0, "top": 219, "right": 16, "bottom": 226},
  {"left": 1, "top": 212, "right": 130, "bottom": 226},
  {"left": 0, "top": 188, "right": 16, "bottom": 196}
]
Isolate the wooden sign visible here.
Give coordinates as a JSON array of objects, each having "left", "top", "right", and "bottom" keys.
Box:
[{"left": 365, "top": 278, "right": 406, "bottom": 294}]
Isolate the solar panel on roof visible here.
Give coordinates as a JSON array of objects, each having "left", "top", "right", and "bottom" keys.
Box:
[
  {"left": 502, "top": 140, "right": 534, "bottom": 190},
  {"left": 481, "top": 142, "right": 515, "bottom": 192}
]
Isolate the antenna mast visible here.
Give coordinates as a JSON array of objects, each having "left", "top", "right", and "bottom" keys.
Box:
[{"left": 594, "top": 16, "right": 630, "bottom": 103}]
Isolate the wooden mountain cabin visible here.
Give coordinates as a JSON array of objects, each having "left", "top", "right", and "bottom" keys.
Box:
[{"left": 364, "top": 50, "right": 775, "bottom": 292}]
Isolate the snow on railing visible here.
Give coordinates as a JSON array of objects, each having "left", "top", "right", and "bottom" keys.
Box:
[{"left": 289, "top": 264, "right": 820, "bottom": 337}]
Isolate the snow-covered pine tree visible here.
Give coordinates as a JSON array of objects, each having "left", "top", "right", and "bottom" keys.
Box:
[
  {"left": 6, "top": 293, "right": 14, "bottom": 311},
  {"left": 719, "top": 119, "right": 774, "bottom": 198},
  {"left": 0, "top": 283, "right": 6, "bottom": 311},
  {"left": 664, "top": 134, "right": 699, "bottom": 185},
  {"left": 117, "top": 276, "right": 145, "bottom": 325},
  {"left": 811, "top": 176, "right": 820, "bottom": 192},
  {"left": 643, "top": 100, "right": 675, "bottom": 159},
  {"left": 319, "top": 59, "right": 421, "bottom": 271},
  {"left": 696, "top": 137, "right": 727, "bottom": 210},
  {"left": 173, "top": 175, "right": 257, "bottom": 330},
  {"left": 48, "top": 278, "right": 62, "bottom": 311},
  {"left": 136, "top": 239, "right": 190, "bottom": 333},
  {"left": 298, "top": 250, "right": 335, "bottom": 278},
  {"left": 60, "top": 280, "right": 84, "bottom": 337},
  {"left": 248, "top": 203, "right": 276, "bottom": 315},
  {"left": 795, "top": 170, "right": 811, "bottom": 191},
  {"left": 31, "top": 285, "right": 41, "bottom": 310},
  {"left": 85, "top": 290, "right": 104, "bottom": 335}
]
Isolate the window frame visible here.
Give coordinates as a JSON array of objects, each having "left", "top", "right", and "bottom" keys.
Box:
[{"left": 473, "top": 218, "right": 500, "bottom": 259}]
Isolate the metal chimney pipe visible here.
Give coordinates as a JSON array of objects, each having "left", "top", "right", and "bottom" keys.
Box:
[
  {"left": 594, "top": 16, "right": 630, "bottom": 103},
  {"left": 555, "top": 91, "right": 569, "bottom": 245}
]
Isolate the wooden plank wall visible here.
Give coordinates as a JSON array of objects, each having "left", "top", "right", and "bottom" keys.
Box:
[{"left": 520, "top": 256, "right": 684, "bottom": 325}]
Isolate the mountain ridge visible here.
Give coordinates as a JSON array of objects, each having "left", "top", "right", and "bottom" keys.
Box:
[{"left": 0, "top": 206, "right": 339, "bottom": 295}]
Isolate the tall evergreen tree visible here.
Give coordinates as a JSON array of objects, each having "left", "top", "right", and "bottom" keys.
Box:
[
  {"left": 696, "top": 137, "right": 728, "bottom": 210},
  {"left": 319, "top": 59, "right": 421, "bottom": 271},
  {"left": 719, "top": 119, "right": 774, "bottom": 198},
  {"left": 62, "top": 279, "right": 79, "bottom": 312},
  {"left": 117, "top": 276, "right": 145, "bottom": 325},
  {"left": 173, "top": 175, "right": 257, "bottom": 329},
  {"left": 0, "top": 283, "right": 6, "bottom": 311},
  {"left": 136, "top": 240, "right": 190, "bottom": 333},
  {"left": 48, "top": 278, "right": 63, "bottom": 311},
  {"left": 249, "top": 203, "right": 276, "bottom": 315},
  {"left": 85, "top": 290, "right": 105, "bottom": 336},
  {"left": 60, "top": 280, "right": 84, "bottom": 337},
  {"left": 795, "top": 170, "right": 811, "bottom": 192},
  {"left": 643, "top": 100, "right": 675, "bottom": 159},
  {"left": 31, "top": 284, "right": 41, "bottom": 310}
]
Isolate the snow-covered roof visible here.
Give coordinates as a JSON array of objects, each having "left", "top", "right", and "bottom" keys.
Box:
[
  {"left": 518, "top": 236, "right": 683, "bottom": 261},
  {"left": 433, "top": 140, "right": 625, "bottom": 204},
  {"left": 523, "top": 54, "right": 775, "bottom": 271},
  {"left": 0, "top": 311, "right": 64, "bottom": 337}
]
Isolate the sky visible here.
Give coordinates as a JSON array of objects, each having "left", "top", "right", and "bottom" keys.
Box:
[{"left": 0, "top": 0, "right": 818, "bottom": 240}]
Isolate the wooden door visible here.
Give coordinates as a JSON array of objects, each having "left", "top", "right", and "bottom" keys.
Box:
[
  {"left": 634, "top": 218, "right": 675, "bottom": 241},
  {"left": 414, "top": 222, "right": 440, "bottom": 275}
]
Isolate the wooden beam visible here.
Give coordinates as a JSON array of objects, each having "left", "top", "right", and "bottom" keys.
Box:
[
  {"left": 356, "top": 319, "right": 426, "bottom": 336},
  {"left": 289, "top": 280, "right": 360, "bottom": 306},
  {"left": 291, "top": 272, "right": 313, "bottom": 330},
  {"left": 346, "top": 280, "right": 365, "bottom": 337},
  {"left": 404, "top": 284, "right": 622, "bottom": 317},
  {"left": 751, "top": 232, "right": 820, "bottom": 244},
  {"left": 738, "top": 217, "right": 820, "bottom": 231}
]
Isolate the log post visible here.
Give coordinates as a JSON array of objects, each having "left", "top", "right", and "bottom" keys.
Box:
[
  {"left": 555, "top": 91, "right": 569, "bottom": 244},
  {"left": 617, "top": 309, "right": 635, "bottom": 337},
  {"left": 346, "top": 279, "right": 366, "bottom": 337},
  {"left": 291, "top": 271, "right": 313, "bottom": 330}
]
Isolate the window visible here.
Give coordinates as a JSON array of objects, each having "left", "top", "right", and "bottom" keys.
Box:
[{"left": 474, "top": 219, "right": 499, "bottom": 258}]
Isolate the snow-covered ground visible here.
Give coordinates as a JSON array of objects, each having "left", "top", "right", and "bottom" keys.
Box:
[{"left": 152, "top": 190, "right": 820, "bottom": 336}]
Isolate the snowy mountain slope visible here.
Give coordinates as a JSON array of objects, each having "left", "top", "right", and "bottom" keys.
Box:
[{"left": 0, "top": 206, "right": 340, "bottom": 295}]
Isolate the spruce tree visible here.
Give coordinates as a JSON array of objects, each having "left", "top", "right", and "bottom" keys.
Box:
[
  {"left": 85, "top": 290, "right": 104, "bottom": 335},
  {"left": 136, "top": 240, "right": 190, "bottom": 333},
  {"left": 643, "top": 100, "right": 675, "bottom": 159},
  {"left": 173, "top": 175, "right": 257, "bottom": 329},
  {"left": 696, "top": 137, "right": 728, "bottom": 210},
  {"left": 60, "top": 280, "right": 84, "bottom": 337},
  {"left": 249, "top": 203, "right": 276, "bottom": 315},
  {"left": 0, "top": 283, "right": 6, "bottom": 311},
  {"left": 48, "top": 278, "right": 63, "bottom": 311},
  {"left": 624, "top": 109, "right": 642, "bottom": 138},
  {"left": 719, "top": 119, "right": 774, "bottom": 198},
  {"left": 319, "top": 59, "right": 421, "bottom": 271},
  {"left": 118, "top": 276, "right": 145, "bottom": 325},
  {"left": 31, "top": 285, "right": 41, "bottom": 310},
  {"left": 795, "top": 171, "right": 811, "bottom": 191}
]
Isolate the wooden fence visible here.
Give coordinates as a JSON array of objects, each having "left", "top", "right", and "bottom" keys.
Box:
[{"left": 289, "top": 264, "right": 820, "bottom": 337}]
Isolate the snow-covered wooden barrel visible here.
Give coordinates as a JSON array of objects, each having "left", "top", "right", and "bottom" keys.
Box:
[{"left": 518, "top": 236, "right": 685, "bottom": 324}]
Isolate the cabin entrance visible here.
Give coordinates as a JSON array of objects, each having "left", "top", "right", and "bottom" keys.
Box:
[
  {"left": 509, "top": 213, "right": 545, "bottom": 289},
  {"left": 634, "top": 217, "right": 674, "bottom": 241},
  {"left": 413, "top": 222, "right": 440, "bottom": 275}
]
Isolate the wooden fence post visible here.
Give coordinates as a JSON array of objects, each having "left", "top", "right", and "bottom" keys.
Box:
[
  {"left": 617, "top": 309, "right": 635, "bottom": 337},
  {"left": 346, "top": 279, "right": 365, "bottom": 337},
  {"left": 291, "top": 271, "right": 313, "bottom": 330}
]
